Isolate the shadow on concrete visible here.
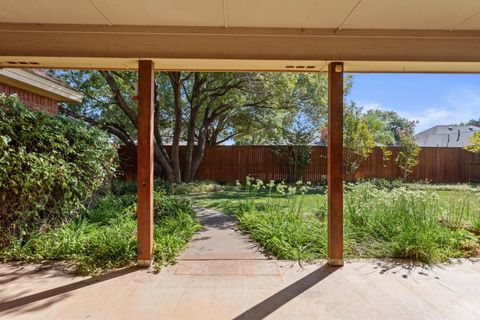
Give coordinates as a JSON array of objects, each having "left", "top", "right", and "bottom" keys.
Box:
[
  {"left": 233, "top": 264, "right": 337, "bottom": 320},
  {"left": 0, "top": 266, "right": 141, "bottom": 314},
  {"left": 196, "top": 208, "right": 237, "bottom": 231}
]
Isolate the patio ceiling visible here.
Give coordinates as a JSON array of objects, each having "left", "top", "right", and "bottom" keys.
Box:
[{"left": 2, "top": 0, "right": 480, "bottom": 72}]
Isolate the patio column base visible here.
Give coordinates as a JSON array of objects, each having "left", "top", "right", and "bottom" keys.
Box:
[
  {"left": 137, "top": 259, "right": 153, "bottom": 267},
  {"left": 327, "top": 258, "right": 344, "bottom": 267}
]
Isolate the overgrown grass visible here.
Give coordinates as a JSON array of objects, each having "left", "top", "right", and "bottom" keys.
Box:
[
  {"left": 197, "top": 180, "right": 480, "bottom": 264},
  {"left": 0, "top": 184, "right": 201, "bottom": 274}
]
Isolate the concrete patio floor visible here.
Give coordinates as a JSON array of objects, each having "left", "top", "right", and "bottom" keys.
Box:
[{"left": 0, "top": 208, "right": 479, "bottom": 319}]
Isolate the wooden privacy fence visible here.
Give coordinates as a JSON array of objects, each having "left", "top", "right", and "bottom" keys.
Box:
[{"left": 118, "top": 146, "right": 480, "bottom": 183}]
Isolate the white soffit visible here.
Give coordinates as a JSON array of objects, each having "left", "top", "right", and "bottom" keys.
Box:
[
  {"left": 0, "top": 0, "right": 108, "bottom": 24},
  {"left": 1, "top": 0, "right": 480, "bottom": 30},
  {"left": 227, "top": 0, "right": 357, "bottom": 28},
  {"left": 92, "top": 0, "right": 225, "bottom": 26},
  {"left": 342, "top": 0, "right": 480, "bottom": 30},
  {"left": 0, "top": 57, "right": 328, "bottom": 72},
  {"left": 454, "top": 13, "right": 480, "bottom": 30},
  {"left": 4, "top": 57, "right": 480, "bottom": 73}
]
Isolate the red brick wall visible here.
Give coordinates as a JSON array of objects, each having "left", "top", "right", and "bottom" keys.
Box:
[{"left": 0, "top": 83, "right": 59, "bottom": 114}]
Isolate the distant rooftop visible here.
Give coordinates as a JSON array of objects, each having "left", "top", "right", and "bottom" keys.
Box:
[{"left": 414, "top": 125, "right": 480, "bottom": 147}]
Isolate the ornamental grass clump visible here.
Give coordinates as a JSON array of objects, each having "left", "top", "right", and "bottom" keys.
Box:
[
  {"left": 344, "top": 183, "right": 479, "bottom": 263},
  {"left": 232, "top": 178, "right": 326, "bottom": 260},
  {"left": 222, "top": 178, "right": 479, "bottom": 264},
  {"left": 1, "top": 189, "right": 201, "bottom": 274}
]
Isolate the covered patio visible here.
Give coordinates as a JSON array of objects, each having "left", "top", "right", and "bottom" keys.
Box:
[{"left": 1, "top": 0, "right": 480, "bottom": 318}]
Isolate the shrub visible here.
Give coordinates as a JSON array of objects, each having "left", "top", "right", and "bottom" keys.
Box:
[
  {"left": 155, "top": 180, "right": 223, "bottom": 195},
  {"left": 343, "top": 105, "right": 376, "bottom": 180},
  {"left": 1, "top": 191, "right": 200, "bottom": 273},
  {"left": 395, "top": 130, "right": 421, "bottom": 181},
  {"left": 465, "top": 131, "right": 480, "bottom": 153},
  {"left": 0, "top": 94, "right": 117, "bottom": 243}
]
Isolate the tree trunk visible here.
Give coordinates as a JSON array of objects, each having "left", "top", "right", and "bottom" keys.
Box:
[
  {"left": 169, "top": 72, "right": 182, "bottom": 183},
  {"left": 183, "top": 74, "right": 203, "bottom": 182},
  {"left": 190, "top": 126, "right": 208, "bottom": 181}
]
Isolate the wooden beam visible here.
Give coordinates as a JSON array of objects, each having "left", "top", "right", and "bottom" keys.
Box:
[
  {"left": 137, "top": 60, "right": 154, "bottom": 267},
  {"left": 327, "top": 62, "right": 344, "bottom": 267},
  {"left": 2, "top": 23, "right": 480, "bottom": 63}
]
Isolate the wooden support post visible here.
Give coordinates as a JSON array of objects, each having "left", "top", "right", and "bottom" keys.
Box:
[
  {"left": 327, "top": 62, "right": 344, "bottom": 267},
  {"left": 137, "top": 60, "right": 155, "bottom": 267}
]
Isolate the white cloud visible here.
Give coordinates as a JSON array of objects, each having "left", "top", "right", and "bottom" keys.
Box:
[
  {"left": 354, "top": 100, "right": 383, "bottom": 111},
  {"left": 352, "top": 87, "right": 480, "bottom": 133},
  {"left": 401, "top": 87, "right": 480, "bottom": 133}
]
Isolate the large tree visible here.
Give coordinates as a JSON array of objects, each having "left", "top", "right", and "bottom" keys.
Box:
[
  {"left": 52, "top": 70, "right": 332, "bottom": 182},
  {"left": 365, "top": 109, "right": 416, "bottom": 145}
]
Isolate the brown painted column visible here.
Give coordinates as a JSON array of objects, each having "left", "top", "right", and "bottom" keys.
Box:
[
  {"left": 327, "top": 62, "right": 344, "bottom": 267},
  {"left": 137, "top": 60, "right": 155, "bottom": 267}
]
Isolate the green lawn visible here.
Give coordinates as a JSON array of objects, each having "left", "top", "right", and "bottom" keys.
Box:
[{"left": 195, "top": 182, "right": 480, "bottom": 264}]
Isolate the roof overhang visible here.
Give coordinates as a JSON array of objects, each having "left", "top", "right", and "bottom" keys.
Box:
[
  {"left": 2, "top": 0, "right": 480, "bottom": 73},
  {"left": 0, "top": 68, "right": 84, "bottom": 102},
  {"left": 2, "top": 24, "right": 480, "bottom": 73}
]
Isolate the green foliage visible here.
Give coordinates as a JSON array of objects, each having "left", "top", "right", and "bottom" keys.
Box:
[
  {"left": 155, "top": 180, "right": 224, "bottom": 195},
  {"left": 271, "top": 127, "right": 313, "bottom": 183},
  {"left": 236, "top": 203, "right": 327, "bottom": 260},
  {"left": 0, "top": 94, "right": 117, "bottom": 243},
  {"left": 396, "top": 130, "right": 421, "bottom": 180},
  {"left": 0, "top": 185, "right": 200, "bottom": 274},
  {"left": 343, "top": 104, "right": 376, "bottom": 180},
  {"left": 458, "top": 118, "right": 480, "bottom": 127},
  {"left": 364, "top": 112, "right": 395, "bottom": 145},
  {"left": 365, "top": 109, "right": 416, "bottom": 145},
  {"left": 465, "top": 131, "right": 480, "bottom": 153},
  {"left": 380, "top": 146, "right": 393, "bottom": 167},
  {"left": 344, "top": 184, "right": 479, "bottom": 262},
  {"left": 199, "top": 180, "right": 480, "bottom": 264}
]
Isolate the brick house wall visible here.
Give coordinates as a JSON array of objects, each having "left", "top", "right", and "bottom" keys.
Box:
[{"left": 0, "top": 82, "right": 59, "bottom": 114}]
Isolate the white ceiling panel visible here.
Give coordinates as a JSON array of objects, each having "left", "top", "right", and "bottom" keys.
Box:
[
  {"left": 453, "top": 13, "right": 480, "bottom": 30},
  {"left": 342, "top": 0, "right": 480, "bottom": 30},
  {"left": 227, "top": 0, "right": 357, "bottom": 28},
  {"left": 0, "top": 0, "right": 108, "bottom": 24},
  {"left": 94, "top": 0, "right": 224, "bottom": 26}
]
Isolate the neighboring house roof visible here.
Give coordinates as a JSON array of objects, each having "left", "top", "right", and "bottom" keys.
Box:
[
  {"left": 414, "top": 125, "right": 480, "bottom": 147},
  {"left": 0, "top": 68, "right": 83, "bottom": 103}
]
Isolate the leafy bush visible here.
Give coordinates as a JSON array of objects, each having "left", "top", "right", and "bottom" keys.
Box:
[
  {"left": 343, "top": 104, "right": 376, "bottom": 180},
  {"left": 396, "top": 130, "right": 421, "bottom": 180},
  {"left": 465, "top": 131, "right": 480, "bottom": 153},
  {"left": 0, "top": 94, "right": 117, "bottom": 244},
  {"left": 359, "top": 178, "right": 404, "bottom": 190},
  {"left": 155, "top": 180, "right": 224, "bottom": 195}
]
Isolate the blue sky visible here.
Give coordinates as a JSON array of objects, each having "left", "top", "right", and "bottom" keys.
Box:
[{"left": 346, "top": 74, "right": 480, "bottom": 133}]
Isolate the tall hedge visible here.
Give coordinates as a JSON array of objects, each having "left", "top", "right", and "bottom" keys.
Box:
[{"left": 0, "top": 94, "right": 117, "bottom": 244}]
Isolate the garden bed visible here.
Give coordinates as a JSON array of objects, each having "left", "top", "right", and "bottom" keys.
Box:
[
  {"left": 196, "top": 180, "right": 480, "bottom": 264},
  {"left": 1, "top": 185, "right": 201, "bottom": 274}
]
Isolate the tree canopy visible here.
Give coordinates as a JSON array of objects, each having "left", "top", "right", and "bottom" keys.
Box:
[{"left": 52, "top": 70, "right": 347, "bottom": 182}]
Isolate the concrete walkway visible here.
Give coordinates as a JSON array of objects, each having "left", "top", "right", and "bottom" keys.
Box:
[
  {"left": 178, "top": 207, "right": 267, "bottom": 260},
  {"left": 1, "top": 208, "right": 479, "bottom": 319}
]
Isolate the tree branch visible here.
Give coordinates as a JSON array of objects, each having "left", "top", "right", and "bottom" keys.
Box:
[{"left": 100, "top": 71, "right": 138, "bottom": 127}]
